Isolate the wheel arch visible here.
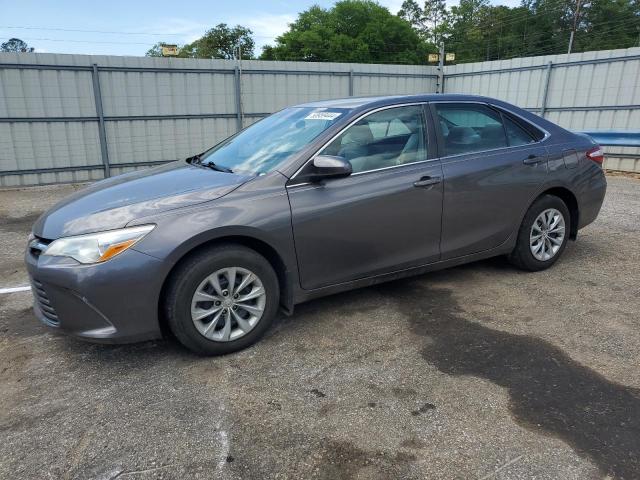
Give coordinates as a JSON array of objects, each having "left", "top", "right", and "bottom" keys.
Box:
[
  {"left": 513, "top": 184, "right": 580, "bottom": 247},
  {"left": 538, "top": 186, "right": 579, "bottom": 239},
  {"left": 157, "top": 231, "right": 295, "bottom": 338}
]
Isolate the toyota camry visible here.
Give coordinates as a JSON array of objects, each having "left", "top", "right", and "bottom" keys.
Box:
[{"left": 26, "top": 94, "right": 607, "bottom": 355}]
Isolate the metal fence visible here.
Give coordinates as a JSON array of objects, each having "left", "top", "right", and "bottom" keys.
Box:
[
  {"left": 0, "top": 53, "right": 436, "bottom": 187},
  {"left": 1, "top": 47, "right": 639, "bottom": 187},
  {"left": 444, "top": 47, "right": 640, "bottom": 173}
]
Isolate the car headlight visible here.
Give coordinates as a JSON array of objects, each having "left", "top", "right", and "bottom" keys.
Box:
[{"left": 42, "top": 225, "right": 155, "bottom": 264}]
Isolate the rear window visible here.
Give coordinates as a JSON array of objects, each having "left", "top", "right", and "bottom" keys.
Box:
[
  {"left": 504, "top": 115, "right": 536, "bottom": 146},
  {"left": 435, "top": 103, "right": 545, "bottom": 156}
]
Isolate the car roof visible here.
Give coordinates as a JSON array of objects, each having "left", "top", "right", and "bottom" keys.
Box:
[{"left": 295, "top": 94, "right": 503, "bottom": 110}]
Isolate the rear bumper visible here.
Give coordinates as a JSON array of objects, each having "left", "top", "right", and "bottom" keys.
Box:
[
  {"left": 25, "top": 247, "right": 167, "bottom": 344},
  {"left": 578, "top": 169, "right": 607, "bottom": 229}
]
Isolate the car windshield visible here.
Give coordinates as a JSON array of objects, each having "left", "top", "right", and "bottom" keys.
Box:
[{"left": 196, "top": 107, "right": 349, "bottom": 175}]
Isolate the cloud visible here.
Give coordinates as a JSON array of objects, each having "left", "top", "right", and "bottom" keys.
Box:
[
  {"left": 141, "top": 13, "right": 294, "bottom": 52},
  {"left": 377, "top": 0, "right": 405, "bottom": 14},
  {"left": 141, "top": 18, "right": 210, "bottom": 45},
  {"left": 234, "top": 13, "right": 296, "bottom": 50}
]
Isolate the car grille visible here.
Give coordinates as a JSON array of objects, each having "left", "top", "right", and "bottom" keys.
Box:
[{"left": 31, "top": 279, "right": 59, "bottom": 326}]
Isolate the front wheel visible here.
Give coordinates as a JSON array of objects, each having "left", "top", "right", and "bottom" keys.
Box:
[
  {"left": 164, "top": 244, "right": 280, "bottom": 355},
  {"left": 508, "top": 194, "right": 571, "bottom": 271}
]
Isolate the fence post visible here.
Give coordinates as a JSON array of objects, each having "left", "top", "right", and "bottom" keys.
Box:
[
  {"left": 234, "top": 66, "right": 243, "bottom": 131},
  {"left": 540, "top": 61, "right": 553, "bottom": 118},
  {"left": 349, "top": 70, "right": 354, "bottom": 96},
  {"left": 436, "top": 42, "right": 445, "bottom": 93},
  {"left": 91, "top": 63, "right": 110, "bottom": 178}
]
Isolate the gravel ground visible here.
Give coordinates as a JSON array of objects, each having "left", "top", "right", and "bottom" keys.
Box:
[{"left": 0, "top": 176, "right": 639, "bottom": 480}]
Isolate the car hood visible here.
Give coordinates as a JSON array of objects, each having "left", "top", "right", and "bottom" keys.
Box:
[{"left": 33, "top": 161, "right": 253, "bottom": 239}]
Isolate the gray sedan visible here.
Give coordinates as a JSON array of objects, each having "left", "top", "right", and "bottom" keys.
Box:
[{"left": 26, "top": 94, "right": 607, "bottom": 355}]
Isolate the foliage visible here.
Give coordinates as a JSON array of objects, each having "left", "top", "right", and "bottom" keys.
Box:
[
  {"left": 145, "top": 42, "right": 170, "bottom": 57},
  {"left": 146, "top": 24, "right": 255, "bottom": 59},
  {"left": 1, "top": 38, "right": 34, "bottom": 53},
  {"left": 259, "top": 0, "right": 430, "bottom": 64},
  {"left": 179, "top": 24, "right": 254, "bottom": 59},
  {"left": 399, "top": 0, "right": 449, "bottom": 45},
  {"left": 428, "top": 0, "right": 640, "bottom": 63},
  {"left": 145, "top": 0, "right": 640, "bottom": 64},
  {"left": 576, "top": 0, "right": 640, "bottom": 52}
]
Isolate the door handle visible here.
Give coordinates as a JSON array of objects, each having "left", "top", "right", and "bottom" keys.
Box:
[
  {"left": 523, "top": 154, "right": 544, "bottom": 165},
  {"left": 414, "top": 176, "right": 442, "bottom": 188}
]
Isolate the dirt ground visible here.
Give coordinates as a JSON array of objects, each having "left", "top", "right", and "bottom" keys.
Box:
[{"left": 0, "top": 175, "right": 639, "bottom": 480}]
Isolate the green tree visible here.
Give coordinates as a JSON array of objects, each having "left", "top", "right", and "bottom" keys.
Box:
[
  {"left": 260, "top": 0, "right": 430, "bottom": 64},
  {"left": 145, "top": 42, "right": 170, "bottom": 57},
  {"left": 398, "top": 0, "right": 450, "bottom": 45},
  {"left": 1, "top": 38, "right": 34, "bottom": 52},
  {"left": 179, "top": 24, "right": 255, "bottom": 59},
  {"left": 403, "top": 0, "right": 639, "bottom": 64},
  {"left": 522, "top": 0, "right": 578, "bottom": 57},
  {"left": 445, "top": 0, "right": 490, "bottom": 62},
  {"left": 576, "top": 0, "right": 640, "bottom": 52},
  {"left": 398, "top": 0, "right": 424, "bottom": 31}
]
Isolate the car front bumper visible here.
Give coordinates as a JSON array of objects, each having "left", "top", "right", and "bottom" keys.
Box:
[{"left": 25, "top": 246, "right": 167, "bottom": 343}]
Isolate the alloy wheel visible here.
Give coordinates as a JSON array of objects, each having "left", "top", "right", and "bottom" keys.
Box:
[
  {"left": 190, "top": 267, "right": 266, "bottom": 342},
  {"left": 529, "top": 208, "right": 566, "bottom": 261}
]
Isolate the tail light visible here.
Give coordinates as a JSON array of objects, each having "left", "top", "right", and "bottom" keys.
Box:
[{"left": 586, "top": 146, "right": 604, "bottom": 165}]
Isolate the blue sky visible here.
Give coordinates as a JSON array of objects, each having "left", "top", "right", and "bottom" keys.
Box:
[{"left": 0, "top": 0, "right": 520, "bottom": 57}]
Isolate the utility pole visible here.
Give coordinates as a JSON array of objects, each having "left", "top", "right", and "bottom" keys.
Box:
[
  {"left": 436, "top": 42, "right": 445, "bottom": 94},
  {"left": 567, "top": 0, "right": 582, "bottom": 55}
]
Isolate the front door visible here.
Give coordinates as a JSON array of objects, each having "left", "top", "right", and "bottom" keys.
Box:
[{"left": 287, "top": 104, "right": 443, "bottom": 290}]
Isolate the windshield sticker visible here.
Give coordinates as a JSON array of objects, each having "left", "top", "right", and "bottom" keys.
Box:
[{"left": 305, "top": 111, "right": 342, "bottom": 121}]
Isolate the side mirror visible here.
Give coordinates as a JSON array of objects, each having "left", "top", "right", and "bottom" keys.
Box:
[{"left": 304, "top": 155, "right": 352, "bottom": 183}]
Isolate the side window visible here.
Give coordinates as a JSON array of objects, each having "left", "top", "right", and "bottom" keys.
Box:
[
  {"left": 435, "top": 103, "right": 507, "bottom": 156},
  {"left": 504, "top": 115, "right": 536, "bottom": 146},
  {"left": 323, "top": 105, "right": 427, "bottom": 174}
]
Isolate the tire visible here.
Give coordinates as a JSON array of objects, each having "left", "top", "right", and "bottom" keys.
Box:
[
  {"left": 508, "top": 194, "right": 571, "bottom": 271},
  {"left": 164, "top": 244, "right": 280, "bottom": 355}
]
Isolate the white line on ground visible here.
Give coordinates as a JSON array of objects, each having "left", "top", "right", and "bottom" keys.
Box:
[
  {"left": 0, "top": 286, "right": 31, "bottom": 294},
  {"left": 215, "top": 430, "right": 230, "bottom": 471},
  {"left": 479, "top": 455, "right": 524, "bottom": 480}
]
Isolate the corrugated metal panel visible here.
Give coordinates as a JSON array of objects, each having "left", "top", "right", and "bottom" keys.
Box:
[
  {"left": 0, "top": 68, "right": 94, "bottom": 117},
  {"left": 0, "top": 53, "right": 440, "bottom": 186},
  {"left": 242, "top": 72, "right": 348, "bottom": 113},
  {"left": 605, "top": 156, "right": 640, "bottom": 173},
  {"left": 2, "top": 49, "right": 640, "bottom": 186},
  {"left": 443, "top": 47, "right": 640, "bottom": 172},
  {"left": 0, "top": 121, "right": 101, "bottom": 170},
  {"left": 99, "top": 71, "right": 236, "bottom": 116},
  {"left": 354, "top": 75, "right": 435, "bottom": 96},
  {"left": 0, "top": 168, "right": 103, "bottom": 188},
  {"left": 105, "top": 117, "right": 236, "bottom": 164},
  {"left": 445, "top": 47, "right": 640, "bottom": 113}
]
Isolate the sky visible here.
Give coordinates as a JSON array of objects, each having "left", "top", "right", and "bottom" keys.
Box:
[{"left": 0, "top": 0, "right": 521, "bottom": 57}]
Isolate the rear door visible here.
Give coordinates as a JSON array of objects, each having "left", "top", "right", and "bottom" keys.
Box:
[
  {"left": 287, "top": 104, "right": 443, "bottom": 290},
  {"left": 431, "top": 102, "right": 548, "bottom": 260}
]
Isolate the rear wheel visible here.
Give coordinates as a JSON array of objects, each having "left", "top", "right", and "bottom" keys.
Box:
[
  {"left": 165, "top": 244, "right": 280, "bottom": 355},
  {"left": 508, "top": 194, "right": 571, "bottom": 271}
]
